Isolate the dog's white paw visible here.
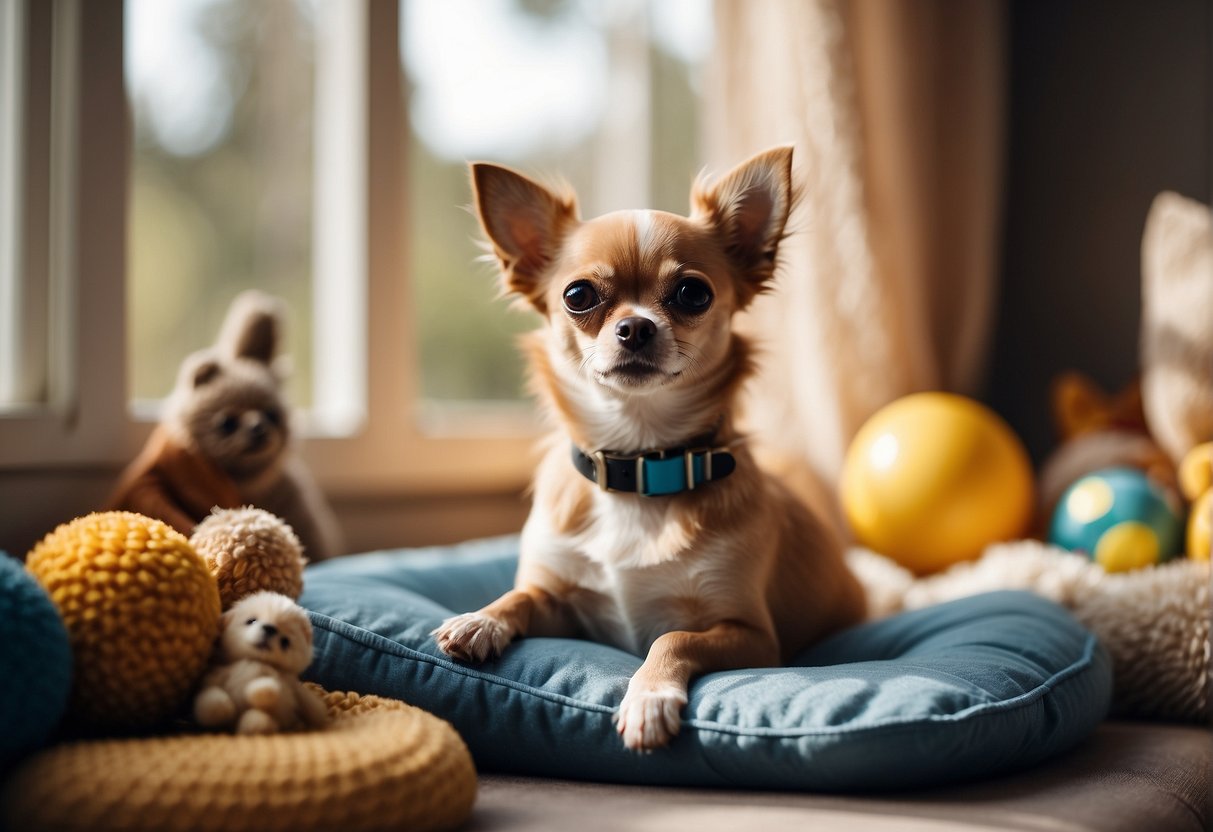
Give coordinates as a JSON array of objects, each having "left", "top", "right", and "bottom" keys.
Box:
[
  {"left": 431, "top": 612, "right": 512, "bottom": 663},
  {"left": 615, "top": 685, "right": 687, "bottom": 751}
]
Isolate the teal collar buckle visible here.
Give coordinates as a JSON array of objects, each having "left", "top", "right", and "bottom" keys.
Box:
[{"left": 570, "top": 442, "right": 737, "bottom": 497}]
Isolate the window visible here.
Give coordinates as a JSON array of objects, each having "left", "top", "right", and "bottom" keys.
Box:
[
  {"left": 0, "top": 0, "right": 28, "bottom": 406},
  {"left": 0, "top": 0, "right": 714, "bottom": 494},
  {"left": 0, "top": 0, "right": 83, "bottom": 426},
  {"left": 0, "top": 0, "right": 68, "bottom": 412},
  {"left": 126, "top": 0, "right": 319, "bottom": 410},
  {"left": 125, "top": 0, "right": 368, "bottom": 435}
]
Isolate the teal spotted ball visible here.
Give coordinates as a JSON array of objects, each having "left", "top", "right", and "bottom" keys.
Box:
[
  {"left": 1049, "top": 467, "right": 1184, "bottom": 572},
  {"left": 0, "top": 553, "right": 72, "bottom": 763}
]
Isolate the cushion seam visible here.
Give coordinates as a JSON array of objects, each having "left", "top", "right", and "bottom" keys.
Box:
[
  {"left": 687, "top": 634, "right": 1101, "bottom": 737},
  {"left": 308, "top": 612, "right": 1102, "bottom": 737},
  {"left": 310, "top": 614, "right": 619, "bottom": 716}
]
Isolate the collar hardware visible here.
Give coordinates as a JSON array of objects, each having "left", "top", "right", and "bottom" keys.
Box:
[{"left": 574, "top": 443, "right": 736, "bottom": 497}]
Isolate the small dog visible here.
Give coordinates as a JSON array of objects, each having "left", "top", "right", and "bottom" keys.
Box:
[
  {"left": 194, "top": 591, "right": 328, "bottom": 734},
  {"left": 433, "top": 146, "right": 866, "bottom": 751}
]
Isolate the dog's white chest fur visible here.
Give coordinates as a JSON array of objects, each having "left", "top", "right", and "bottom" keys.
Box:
[{"left": 521, "top": 495, "right": 749, "bottom": 655}]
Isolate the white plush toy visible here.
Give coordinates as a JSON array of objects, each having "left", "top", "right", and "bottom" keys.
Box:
[{"left": 194, "top": 591, "right": 329, "bottom": 734}]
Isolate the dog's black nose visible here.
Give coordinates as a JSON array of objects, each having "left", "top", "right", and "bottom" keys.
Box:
[
  {"left": 615, "top": 316, "right": 656, "bottom": 352},
  {"left": 261, "top": 623, "right": 279, "bottom": 637}
]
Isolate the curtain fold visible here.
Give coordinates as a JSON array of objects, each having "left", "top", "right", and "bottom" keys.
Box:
[{"left": 707, "top": 0, "right": 1005, "bottom": 522}]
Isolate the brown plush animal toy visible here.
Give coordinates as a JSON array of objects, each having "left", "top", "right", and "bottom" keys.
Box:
[{"left": 109, "top": 291, "right": 342, "bottom": 560}]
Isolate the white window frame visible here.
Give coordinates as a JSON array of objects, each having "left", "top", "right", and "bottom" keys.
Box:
[
  {"left": 0, "top": 0, "right": 540, "bottom": 498},
  {"left": 0, "top": 0, "right": 28, "bottom": 405},
  {"left": 301, "top": 0, "right": 539, "bottom": 496},
  {"left": 0, "top": 0, "right": 132, "bottom": 469}
]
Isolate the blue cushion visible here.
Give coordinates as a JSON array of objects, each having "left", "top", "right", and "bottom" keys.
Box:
[{"left": 300, "top": 536, "right": 1112, "bottom": 791}]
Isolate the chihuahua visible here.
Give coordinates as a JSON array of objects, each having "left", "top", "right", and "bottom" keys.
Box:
[{"left": 433, "top": 146, "right": 866, "bottom": 751}]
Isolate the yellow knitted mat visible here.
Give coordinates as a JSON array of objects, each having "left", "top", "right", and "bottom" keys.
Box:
[{"left": 0, "top": 688, "right": 477, "bottom": 832}]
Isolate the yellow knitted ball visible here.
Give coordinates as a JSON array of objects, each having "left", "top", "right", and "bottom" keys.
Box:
[
  {"left": 190, "top": 507, "right": 306, "bottom": 609},
  {"left": 26, "top": 512, "right": 221, "bottom": 731}
]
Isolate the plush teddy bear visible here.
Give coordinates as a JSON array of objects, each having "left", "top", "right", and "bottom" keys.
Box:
[
  {"left": 109, "top": 291, "right": 342, "bottom": 560},
  {"left": 193, "top": 591, "right": 329, "bottom": 735}
]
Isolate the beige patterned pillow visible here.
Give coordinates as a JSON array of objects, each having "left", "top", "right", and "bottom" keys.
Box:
[{"left": 1141, "top": 191, "right": 1213, "bottom": 464}]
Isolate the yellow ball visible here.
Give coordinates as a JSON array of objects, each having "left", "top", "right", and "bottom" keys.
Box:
[
  {"left": 841, "top": 393, "right": 1034, "bottom": 574},
  {"left": 1189, "top": 491, "right": 1211, "bottom": 561},
  {"left": 1179, "top": 443, "right": 1212, "bottom": 561},
  {"left": 26, "top": 512, "right": 221, "bottom": 731}
]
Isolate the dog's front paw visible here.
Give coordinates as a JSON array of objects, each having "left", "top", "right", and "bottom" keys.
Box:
[
  {"left": 615, "top": 685, "right": 687, "bottom": 752},
  {"left": 431, "top": 612, "right": 512, "bottom": 663}
]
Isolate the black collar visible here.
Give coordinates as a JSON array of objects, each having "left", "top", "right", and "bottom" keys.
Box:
[{"left": 570, "top": 433, "right": 736, "bottom": 496}]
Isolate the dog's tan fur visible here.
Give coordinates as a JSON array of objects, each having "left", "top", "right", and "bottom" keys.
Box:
[{"left": 433, "top": 147, "right": 865, "bottom": 750}]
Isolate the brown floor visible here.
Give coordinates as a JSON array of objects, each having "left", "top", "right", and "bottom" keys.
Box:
[{"left": 468, "top": 721, "right": 1212, "bottom": 832}]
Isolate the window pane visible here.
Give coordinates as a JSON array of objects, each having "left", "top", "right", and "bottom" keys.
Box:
[
  {"left": 125, "top": 0, "right": 315, "bottom": 407},
  {"left": 0, "top": 0, "right": 35, "bottom": 407},
  {"left": 402, "top": 0, "right": 713, "bottom": 404}
]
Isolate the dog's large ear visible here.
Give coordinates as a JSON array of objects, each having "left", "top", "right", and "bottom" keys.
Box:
[
  {"left": 471, "top": 163, "right": 578, "bottom": 312},
  {"left": 217, "top": 290, "right": 283, "bottom": 365},
  {"left": 691, "top": 145, "right": 794, "bottom": 303}
]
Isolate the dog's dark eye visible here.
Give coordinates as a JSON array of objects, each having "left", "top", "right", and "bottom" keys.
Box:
[
  {"left": 245, "top": 618, "right": 256, "bottom": 626},
  {"left": 218, "top": 413, "right": 241, "bottom": 436},
  {"left": 280, "top": 636, "right": 290, "bottom": 650},
  {"left": 563, "top": 281, "right": 600, "bottom": 314},
  {"left": 671, "top": 277, "right": 713, "bottom": 312},
  {"left": 264, "top": 407, "right": 283, "bottom": 427}
]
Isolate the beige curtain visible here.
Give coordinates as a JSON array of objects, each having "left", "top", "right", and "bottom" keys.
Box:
[{"left": 707, "top": 0, "right": 1005, "bottom": 523}]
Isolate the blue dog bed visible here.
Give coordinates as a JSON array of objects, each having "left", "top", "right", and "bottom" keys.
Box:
[{"left": 300, "top": 536, "right": 1111, "bottom": 791}]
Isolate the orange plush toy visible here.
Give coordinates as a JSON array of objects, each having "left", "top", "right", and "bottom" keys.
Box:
[
  {"left": 108, "top": 426, "right": 244, "bottom": 536},
  {"left": 1037, "top": 373, "right": 1176, "bottom": 528}
]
